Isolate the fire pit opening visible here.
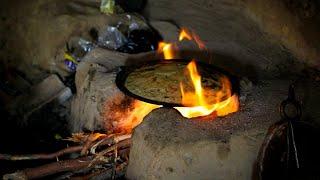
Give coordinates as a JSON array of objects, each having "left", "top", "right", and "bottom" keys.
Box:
[{"left": 1, "top": 0, "right": 320, "bottom": 179}]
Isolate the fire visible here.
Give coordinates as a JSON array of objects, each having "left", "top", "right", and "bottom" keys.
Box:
[
  {"left": 157, "top": 28, "right": 239, "bottom": 118},
  {"left": 179, "top": 27, "right": 206, "bottom": 50},
  {"left": 122, "top": 101, "right": 160, "bottom": 131},
  {"left": 109, "top": 28, "right": 239, "bottom": 134},
  {"left": 179, "top": 29, "right": 192, "bottom": 41},
  {"left": 158, "top": 42, "right": 175, "bottom": 59},
  {"left": 104, "top": 95, "right": 160, "bottom": 133},
  {"left": 106, "top": 28, "right": 239, "bottom": 134},
  {"left": 174, "top": 60, "right": 238, "bottom": 118},
  {"left": 159, "top": 28, "right": 206, "bottom": 58}
]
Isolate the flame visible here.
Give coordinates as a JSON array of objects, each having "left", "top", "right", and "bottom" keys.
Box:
[
  {"left": 107, "top": 27, "right": 238, "bottom": 133},
  {"left": 179, "top": 28, "right": 206, "bottom": 50},
  {"left": 158, "top": 42, "right": 175, "bottom": 60},
  {"left": 103, "top": 94, "right": 160, "bottom": 134},
  {"left": 122, "top": 101, "right": 160, "bottom": 131},
  {"left": 179, "top": 29, "right": 192, "bottom": 41},
  {"left": 180, "top": 60, "right": 206, "bottom": 107},
  {"left": 174, "top": 60, "right": 238, "bottom": 118},
  {"left": 157, "top": 28, "right": 204, "bottom": 60},
  {"left": 175, "top": 94, "right": 239, "bottom": 118},
  {"left": 156, "top": 28, "right": 238, "bottom": 118}
]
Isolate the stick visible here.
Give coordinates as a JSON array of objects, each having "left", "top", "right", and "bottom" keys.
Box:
[
  {"left": 96, "top": 139, "right": 131, "bottom": 157},
  {"left": 111, "top": 144, "right": 118, "bottom": 180},
  {"left": 70, "top": 161, "right": 128, "bottom": 180},
  {"left": 0, "top": 134, "right": 131, "bottom": 161},
  {"left": 90, "top": 134, "right": 131, "bottom": 154},
  {"left": 2, "top": 156, "right": 103, "bottom": 180},
  {"left": 0, "top": 146, "right": 82, "bottom": 161},
  {"left": 80, "top": 133, "right": 107, "bottom": 155}
]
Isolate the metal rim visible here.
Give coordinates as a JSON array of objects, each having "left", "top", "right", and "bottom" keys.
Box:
[{"left": 115, "top": 59, "right": 239, "bottom": 107}]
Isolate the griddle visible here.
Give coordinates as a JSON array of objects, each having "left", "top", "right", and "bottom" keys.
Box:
[{"left": 116, "top": 59, "right": 238, "bottom": 107}]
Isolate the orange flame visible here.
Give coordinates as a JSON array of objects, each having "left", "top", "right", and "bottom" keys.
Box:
[
  {"left": 157, "top": 28, "right": 207, "bottom": 60},
  {"left": 156, "top": 28, "right": 239, "bottom": 118},
  {"left": 119, "top": 101, "right": 160, "bottom": 132},
  {"left": 174, "top": 60, "right": 238, "bottom": 118},
  {"left": 158, "top": 42, "right": 175, "bottom": 60},
  {"left": 179, "top": 29, "right": 192, "bottom": 41},
  {"left": 104, "top": 95, "right": 160, "bottom": 134},
  {"left": 179, "top": 28, "right": 206, "bottom": 50}
]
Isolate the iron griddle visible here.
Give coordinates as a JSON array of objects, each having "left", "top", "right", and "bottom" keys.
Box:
[{"left": 115, "top": 59, "right": 238, "bottom": 107}]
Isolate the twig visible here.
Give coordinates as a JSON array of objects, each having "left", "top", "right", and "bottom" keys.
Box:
[
  {"left": 80, "top": 133, "right": 107, "bottom": 155},
  {"left": 96, "top": 139, "right": 131, "bottom": 157},
  {"left": 113, "top": 134, "right": 132, "bottom": 143},
  {"left": 0, "top": 134, "right": 131, "bottom": 161},
  {"left": 0, "top": 146, "right": 82, "bottom": 161},
  {"left": 90, "top": 138, "right": 106, "bottom": 154},
  {"left": 70, "top": 161, "right": 128, "bottom": 180},
  {"left": 90, "top": 134, "right": 131, "bottom": 155},
  {"left": 2, "top": 156, "right": 104, "bottom": 180},
  {"left": 88, "top": 139, "right": 131, "bottom": 167},
  {"left": 111, "top": 144, "right": 118, "bottom": 180}
]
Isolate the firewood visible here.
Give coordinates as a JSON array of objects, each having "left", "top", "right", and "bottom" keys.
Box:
[
  {"left": 2, "top": 138, "right": 131, "bottom": 179},
  {"left": 80, "top": 133, "right": 107, "bottom": 155},
  {"left": 70, "top": 161, "right": 128, "bottom": 180},
  {"left": 0, "top": 134, "right": 131, "bottom": 161},
  {"left": 2, "top": 156, "right": 103, "bottom": 180}
]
